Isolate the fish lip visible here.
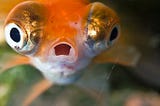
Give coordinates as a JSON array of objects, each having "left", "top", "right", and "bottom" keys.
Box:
[{"left": 48, "top": 41, "right": 78, "bottom": 63}]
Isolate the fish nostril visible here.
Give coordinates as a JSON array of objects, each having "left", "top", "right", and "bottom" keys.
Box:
[{"left": 54, "top": 44, "right": 71, "bottom": 56}]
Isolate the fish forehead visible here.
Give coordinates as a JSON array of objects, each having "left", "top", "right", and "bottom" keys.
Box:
[
  {"left": 39, "top": 0, "right": 89, "bottom": 23},
  {"left": 40, "top": 0, "right": 90, "bottom": 38},
  {"left": 38, "top": 0, "right": 89, "bottom": 8}
]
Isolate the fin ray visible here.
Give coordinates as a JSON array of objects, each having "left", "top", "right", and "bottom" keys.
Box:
[
  {"left": 93, "top": 44, "right": 141, "bottom": 67},
  {"left": 23, "top": 79, "right": 53, "bottom": 106}
]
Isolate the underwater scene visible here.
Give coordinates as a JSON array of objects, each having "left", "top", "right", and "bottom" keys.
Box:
[{"left": 0, "top": 0, "right": 160, "bottom": 106}]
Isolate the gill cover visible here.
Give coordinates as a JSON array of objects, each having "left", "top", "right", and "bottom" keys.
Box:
[
  {"left": 84, "top": 2, "right": 120, "bottom": 56},
  {"left": 4, "top": 1, "right": 45, "bottom": 54}
]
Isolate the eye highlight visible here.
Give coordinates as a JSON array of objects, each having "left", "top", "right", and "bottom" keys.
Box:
[{"left": 4, "top": 23, "right": 27, "bottom": 50}]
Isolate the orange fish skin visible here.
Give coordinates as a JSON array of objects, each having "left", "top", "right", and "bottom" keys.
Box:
[{"left": 4, "top": 0, "right": 120, "bottom": 84}]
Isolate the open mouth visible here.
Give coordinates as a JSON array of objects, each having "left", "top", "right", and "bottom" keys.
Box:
[
  {"left": 49, "top": 42, "right": 77, "bottom": 63},
  {"left": 54, "top": 44, "right": 71, "bottom": 56}
]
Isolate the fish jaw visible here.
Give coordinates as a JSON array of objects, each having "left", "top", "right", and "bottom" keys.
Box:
[{"left": 30, "top": 52, "right": 91, "bottom": 84}]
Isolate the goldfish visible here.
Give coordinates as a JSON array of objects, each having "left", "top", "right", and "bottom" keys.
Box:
[
  {"left": 0, "top": 0, "right": 141, "bottom": 105},
  {"left": 3, "top": 0, "right": 121, "bottom": 84}
]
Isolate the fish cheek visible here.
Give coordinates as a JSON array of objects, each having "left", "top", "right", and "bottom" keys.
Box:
[{"left": 4, "top": 1, "right": 46, "bottom": 55}]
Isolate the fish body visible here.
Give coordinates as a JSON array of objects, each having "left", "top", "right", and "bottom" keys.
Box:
[{"left": 3, "top": 0, "right": 120, "bottom": 84}]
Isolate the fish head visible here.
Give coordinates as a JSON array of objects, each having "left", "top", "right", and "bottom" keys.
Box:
[{"left": 4, "top": 0, "right": 120, "bottom": 84}]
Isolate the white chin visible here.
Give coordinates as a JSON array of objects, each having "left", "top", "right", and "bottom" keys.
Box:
[{"left": 42, "top": 70, "right": 83, "bottom": 85}]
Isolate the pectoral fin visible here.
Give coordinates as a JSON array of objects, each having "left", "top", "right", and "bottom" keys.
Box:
[
  {"left": 23, "top": 79, "right": 53, "bottom": 106},
  {"left": 0, "top": 53, "right": 30, "bottom": 72},
  {"left": 0, "top": 44, "right": 30, "bottom": 73},
  {"left": 93, "top": 44, "right": 141, "bottom": 67}
]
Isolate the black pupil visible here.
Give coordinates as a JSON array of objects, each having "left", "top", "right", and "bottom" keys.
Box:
[
  {"left": 10, "top": 28, "right": 21, "bottom": 42},
  {"left": 109, "top": 27, "right": 118, "bottom": 41}
]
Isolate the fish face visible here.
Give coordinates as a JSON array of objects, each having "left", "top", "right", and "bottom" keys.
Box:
[{"left": 4, "top": 1, "right": 120, "bottom": 84}]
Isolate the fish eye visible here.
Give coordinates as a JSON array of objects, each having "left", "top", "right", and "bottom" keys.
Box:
[
  {"left": 10, "top": 28, "right": 20, "bottom": 42},
  {"left": 108, "top": 25, "right": 120, "bottom": 45},
  {"left": 4, "top": 1, "right": 45, "bottom": 54},
  {"left": 110, "top": 27, "right": 118, "bottom": 41},
  {"left": 4, "top": 23, "right": 27, "bottom": 51},
  {"left": 84, "top": 2, "right": 120, "bottom": 56}
]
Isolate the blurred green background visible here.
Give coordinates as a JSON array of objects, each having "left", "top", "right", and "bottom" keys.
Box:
[{"left": 0, "top": 0, "right": 160, "bottom": 106}]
